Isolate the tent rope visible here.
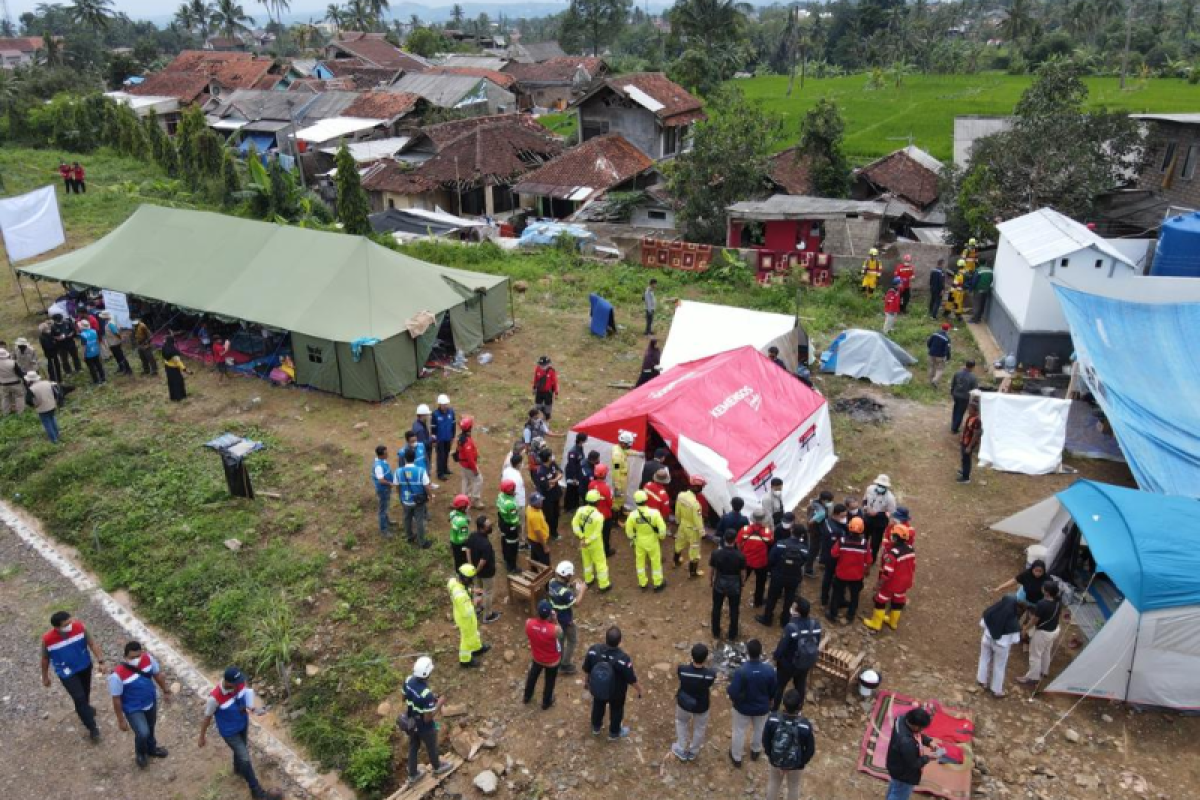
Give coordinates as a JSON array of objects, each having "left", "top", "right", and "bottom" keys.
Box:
[
  {"left": 1029, "top": 569, "right": 1099, "bottom": 697},
  {"left": 1032, "top": 631, "right": 1137, "bottom": 748}
]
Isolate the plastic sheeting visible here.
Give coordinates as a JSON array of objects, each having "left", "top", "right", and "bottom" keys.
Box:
[
  {"left": 661, "top": 300, "right": 804, "bottom": 372},
  {"left": 1055, "top": 284, "right": 1200, "bottom": 497},
  {"left": 0, "top": 185, "right": 65, "bottom": 262},
  {"left": 978, "top": 393, "right": 1069, "bottom": 474},
  {"left": 819, "top": 329, "right": 916, "bottom": 385},
  {"left": 589, "top": 294, "right": 615, "bottom": 337},
  {"left": 518, "top": 221, "right": 595, "bottom": 248}
]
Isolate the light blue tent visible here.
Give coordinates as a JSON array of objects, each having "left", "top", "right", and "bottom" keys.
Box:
[
  {"left": 819, "top": 329, "right": 916, "bottom": 385},
  {"left": 1055, "top": 284, "right": 1200, "bottom": 497}
]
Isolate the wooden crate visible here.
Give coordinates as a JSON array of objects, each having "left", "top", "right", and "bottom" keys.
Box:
[
  {"left": 506, "top": 555, "right": 552, "bottom": 616},
  {"left": 815, "top": 641, "right": 866, "bottom": 696}
]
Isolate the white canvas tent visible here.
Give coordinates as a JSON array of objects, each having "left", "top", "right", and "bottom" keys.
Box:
[
  {"left": 659, "top": 300, "right": 807, "bottom": 372},
  {"left": 991, "top": 480, "right": 1200, "bottom": 709},
  {"left": 977, "top": 393, "right": 1070, "bottom": 475},
  {"left": 818, "top": 329, "right": 916, "bottom": 385}
]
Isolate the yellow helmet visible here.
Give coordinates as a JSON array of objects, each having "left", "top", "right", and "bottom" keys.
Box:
[
  {"left": 957, "top": 258, "right": 966, "bottom": 268},
  {"left": 968, "top": 237, "right": 977, "bottom": 246},
  {"left": 585, "top": 489, "right": 602, "bottom": 504},
  {"left": 633, "top": 490, "right": 648, "bottom": 505},
  {"left": 869, "top": 248, "right": 879, "bottom": 257},
  {"left": 458, "top": 563, "right": 477, "bottom": 578}
]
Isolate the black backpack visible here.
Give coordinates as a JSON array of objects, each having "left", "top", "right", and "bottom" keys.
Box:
[
  {"left": 768, "top": 715, "right": 809, "bottom": 770},
  {"left": 790, "top": 618, "right": 821, "bottom": 671},
  {"left": 778, "top": 538, "right": 807, "bottom": 578},
  {"left": 588, "top": 652, "right": 616, "bottom": 701}
]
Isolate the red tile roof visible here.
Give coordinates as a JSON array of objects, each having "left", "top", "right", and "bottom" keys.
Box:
[
  {"left": 427, "top": 66, "right": 516, "bottom": 89},
  {"left": 362, "top": 161, "right": 437, "bottom": 195},
  {"left": 600, "top": 72, "right": 704, "bottom": 126},
  {"left": 320, "top": 58, "right": 402, "bottom": 88},
  {"left": 504, "top": 57, "right": 606, "bottom": 84},
  {"left": 128, "top": 71, "right": 212, "bottom": 103},
  {"left": 141, "top": 50, "right": 278, "bottom": 99},
  {"left": 416, "top": 122, "right": 563, "bottom": 186},
  {"left": 342, "top": 91, "right": 421, "bottom": 121},
  {"left": 513, "top": 134, "right": 652, "bottom": 199},
  {"left": 327, "top": 36, "right": 428, "bottom": 72},
  {"left": 0, "top": 36, "right": 46, "bottom": 53},
  {"left": 768, "top": 147, "right": 813, "bottom": 195},
  {"left": 857, "top": 146, "right": 943, "bottom": 208},
  {"left": 162, "top": 49, "right": 254, "bottom": 73},
  {"left": 422, "top": 113, "right": 550, "bottom": 149},
  {"left": 212, "top": 58, "right": 277, "bottom": 90}
]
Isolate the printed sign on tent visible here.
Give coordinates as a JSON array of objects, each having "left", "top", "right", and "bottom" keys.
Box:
[
  {"left": 0, "top": 186, "right": 66, "bottom": 262},
  {"left": 101, "top": 290, "right": 132, "bottom": 329}
]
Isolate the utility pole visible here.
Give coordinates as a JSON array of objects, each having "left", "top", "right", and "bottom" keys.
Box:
[
  {"left": 1119, "top": 0, "right": 1133, "bottom": 89},
  {"left": 0, "top": 0, "right": 12, "bottom": 36}
]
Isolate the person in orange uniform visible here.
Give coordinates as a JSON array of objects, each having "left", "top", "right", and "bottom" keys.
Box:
[
  {"left": 455, "top": 416, "right": 482, "bottom": 508},
  {"left": 736, "top": 509, "right": 775, "bottom": 608},
  {"left": 860, "top": 248, "right": 883, "bottom": 296},
  {"left": 532, "top": 356, "right": 560, "bottom": 421},
  {"left": 894, "top": 254, "right": 916, "bottom": 313},
  {"left": 863, "top": 523, "right": 916, "bottom": 633},
  {"left": 589, "top": 463, "right": 616, "bottom": 557},
  {"left": 643, "top": 467, "right": 672, "bottom": 519}
]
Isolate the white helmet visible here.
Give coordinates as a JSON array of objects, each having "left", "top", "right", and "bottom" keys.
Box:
[
  {"left": 416, "top": 403, "right": 431, "bottom": 416},
  {"left": 555, "top": 560, "right": 574, "bottom": 578},
  {"left": 437, "top": 394, "right": 451, "bottom": 405},
  {"left": 618, "top": 431, "right": 635, "bottom": 446},
  {"left": 413, "top": 656, "right": 434, "bottom": 679}
]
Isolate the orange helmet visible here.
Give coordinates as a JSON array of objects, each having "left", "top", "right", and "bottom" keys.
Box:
[
  {"left": 891, "top": 523, "right": 914, "bottom": 542},
  {"left": 849, "top": 517, "right": 865, "bottom": 534},
  {"left": 593, "top": 463, "right": 609, "bottom": 479}
]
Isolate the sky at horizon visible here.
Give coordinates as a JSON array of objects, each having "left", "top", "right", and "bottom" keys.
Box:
[{"left": 4, "top": 0, "right": 574, "bottom": 22}]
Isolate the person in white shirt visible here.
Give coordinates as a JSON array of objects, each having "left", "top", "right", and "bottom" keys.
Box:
[{"left": 502, "top": 453, "right": 528, "bottom": 538}]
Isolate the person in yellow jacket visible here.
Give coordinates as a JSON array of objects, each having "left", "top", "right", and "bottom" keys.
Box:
[
  {"left": 673, "top": 475, "right": 707, "bottom": 578},
  {"left": 449, "top": 564, "right": 490, "bottom": 667},
  {"left": 943, "top": 260, "right": 967, "bottom": 320},
  {"left": 612, "top": 431, "right": 634, "bottom": 510},
  {"left": 961, "top": 237, "right": 978, "bottom": 272},
  {"left": 860, "top": 248, "right": 883, "bottom": 296},
  {"left": 625, "top": 490, "right": 668, "bottom": 591},
  {"left": 573, "top": 490, "right": 611, "bottom": 591}
]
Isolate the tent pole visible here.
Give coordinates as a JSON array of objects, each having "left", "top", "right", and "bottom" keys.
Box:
[
  {"left": 1122, "top": 611, "right": 1142, "bottom": 703},
  {"left": 7, "top": 257, "right": 32, "bottom": 315},
  {"left": 509, "top": 283, "right": 516, "bottom": 330}
]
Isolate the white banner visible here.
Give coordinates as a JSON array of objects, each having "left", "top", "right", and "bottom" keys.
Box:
[
  {"left": 0, "top": 185, "right": 66, "bottom": 263},
  {"left": 101, "top": 290, "right": 132, "bottom": 329},
  {"left": 978, "top": 393, "right": 1070, "bottom": 475}
]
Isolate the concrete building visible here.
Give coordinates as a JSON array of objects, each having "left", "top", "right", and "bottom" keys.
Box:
[
  {"left": 572, "top": 73, "right": 705, "bottom": 161},
  {"left": 952, "top": 115, "right": 1013, "bottom": 169}
]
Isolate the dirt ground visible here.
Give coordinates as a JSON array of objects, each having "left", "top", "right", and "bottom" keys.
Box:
[{"left": 0, "top": 519, "right": 290, "bottom": 800}]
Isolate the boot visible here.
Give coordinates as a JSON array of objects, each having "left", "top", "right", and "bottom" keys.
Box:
[
  {"left": 673, "top": 551, "right": 682, "bottom": 567},
  {"left": 862, "top": 608, "right": 886, "bottom": 632},
  {"left": 885, "top": 610, "right": 901, "bottom": 630},
  {"left": 689, "top": 560, "right": 704, "bottom": 578}
]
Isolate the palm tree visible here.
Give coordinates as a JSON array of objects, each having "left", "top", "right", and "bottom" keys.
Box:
[
  {"left": 369, "top": 0, "right": 389, "bottom": 27},
  {"left": 450, "top": 3, "right": 465, "bottom": 27},
  {"left": 1000, "top": 0, "right": 1036, "bottom": 45},
  {"left": 668, "top": 0, "right": 752, "bottom": 50},
  {"left": 409, "top": 13, "right": 420, "bottom": 29},
  {"left": 211, "top": 0, "right": 255, "bottom": 38},
  {"left": 175, "top": 2, "right": 198, "bottom": 31},
  {"left": 324, "top": 3, "right": 344, "bottom": 30},
  {"left": 345, "top": 0, "right": 374, "bottom": 30},
  {"left": 67, "top": 0, "right": 115, "bottom": 31},
  {"left": 188, "top": 0, "right": 213, "bottom": 35},
  {"left": 0, "top": 69, "right": 23, "bottom": 116},
  {"left": 1182, "top": 0, "right": 1198, "bottom": 36}
]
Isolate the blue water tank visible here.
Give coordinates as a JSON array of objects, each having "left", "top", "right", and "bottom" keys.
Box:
[{"left": 1151, "top": 212, "right": 1200, "bottom": 277}]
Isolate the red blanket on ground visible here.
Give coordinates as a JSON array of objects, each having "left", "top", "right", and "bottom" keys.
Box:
[{"left": 857, "top": 691, "right": 975, "bottom": 800}]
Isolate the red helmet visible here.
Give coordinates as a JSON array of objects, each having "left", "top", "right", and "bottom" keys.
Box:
[
  {"left": 460, "top": 416, "right": 474, "bottom": 431},
  {"left": 593, "top": 464, "right": 609, "bottom": 479},
  {"left": 500, "top": 478, "right": 516, "bottom": 493},
  {"left": 452, "top": 494, "right": 470, "bottom": 509},
  {"left": 689, "top": 474, "right": 707, "bottom": 488}
]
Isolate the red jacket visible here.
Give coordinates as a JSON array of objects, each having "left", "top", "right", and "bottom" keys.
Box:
[
  {"left": 884, "top": 289, "right": 902, "bottom": 314},
  {"left": 885, "top": 521, "right": 917, "bottom": 547},
  {"left": 831, "top": 535, "right": 873, "bottom": 581},
  {"left": 894, "top": 263, "right": 915, "bottom": 290},
  {"left": 72, "top": 165, "right": 85, "bottom": 181},
  {"left": 642, "top": 482, "right": 670, "bottom": 517},
  {"left": 878, "top": 541, "right": 916, "bottom": 594},
  {"left": 456, "top": 433, "right": 479, "bottom": 471},
  {"left": 533, "top": 365, "right": 559, "bottom": 396},
  {"left": 59, "top": 164, "right": 71, "bottom": 179},
  {"left": 588, "top": 478, "right": 613, "bottom": 519},
  {"left": 736, "top": 523, "right": 774, "bottom": 569}
]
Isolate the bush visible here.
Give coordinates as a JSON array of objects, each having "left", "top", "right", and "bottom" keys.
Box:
[{"left": 345, "top": 723, "right": 395, "bottom": 793}]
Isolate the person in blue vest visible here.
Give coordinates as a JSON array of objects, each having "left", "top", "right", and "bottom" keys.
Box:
[
  {"left": 402, "top": 428, "right": 435, "bottom": 486},
  {"left": 198, "top": 666, "right": 283, "bottom": 800},
  {"left": 403, "top": 656, "right": 455, "bottom": 786},
  {"left": 397, "top": 447, "right": 433, "bottom": 548},
  {"left": 78, "top": 319, "right": 106, "bottom": 385},
  {"left": 373, "top": 445, "right": 398, "bottom": 536},
  {"left": 40, "top": 610, "right": 106, "bottom": 741},
  {"left": 108, "top": 640, "right": 172, "bottom": 768},
  {"left": 432, "top": 394, "right": 457, "bottom": 480}
]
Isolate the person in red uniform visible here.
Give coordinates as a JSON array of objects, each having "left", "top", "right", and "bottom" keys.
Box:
[
  {"left": 864, "top": 524, "right": 916, "bottom": 633},
  {"left": 58, "top": 161, "right": 73, "bottom": 193},
  {"left": 828, "top": 517, "right": 873, "bottom": 624},
  {"left": 455, "top": 416, "right": 483, "bottom": 508},
  {"left": 882, "top": 279, "right": 902, "bottom": 334},
  {"left": 642, "top": 468, "right": 671, "bottom": 518},
  {"left": 895, "top": 254, "right": 916, "bottom": 313},
  {"left": 736, "top": 509, "right": 774, "bottom": 608},
  {"left": 532, "top": 356, "right": 560, "bottom": 421},
  {"left": 71, "top": 162, "right": 86, "bottom": 193},
  {"left": 882, "top": 507, "right": 917, "bottom": 552},
  {"left": 589, "top": 463, "right": 616, "bottom": 557}
]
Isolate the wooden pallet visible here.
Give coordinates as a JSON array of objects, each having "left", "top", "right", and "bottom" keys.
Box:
[
  {"left": 383, "top": 756, "right": 462, "bottom": 800},
  {"left": 506, "top": 555, "right": 552, "bottom": 616},
  {"left": 815, "top": 641, "right": 865, "bottom": 695}
]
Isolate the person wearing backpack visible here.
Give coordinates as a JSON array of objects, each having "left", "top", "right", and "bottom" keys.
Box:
[
  {"left": 772, "top": 599, "right": 822, "bottom": 711},
  {"left": 762, "top": 689, "right": 816, "bottom": 800},
  {"left": 727, "top": 638, "right": 777, "bottom": 767},
  {"left": 672, "top": 643, "right": 717, "bottom": 762},
  {"left": 709, "top": 531, "right": 746, "bottom": 640},
  {"left": 757, "top": 514, "right": 808, "bottom": 628},
  {"left": 582, "top": 626, "right": 641, "bottom": 740}
]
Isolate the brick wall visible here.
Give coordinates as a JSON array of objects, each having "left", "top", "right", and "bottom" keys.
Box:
[{"left": 1136, "top": 120, "right": 1200, "bottom": 211}]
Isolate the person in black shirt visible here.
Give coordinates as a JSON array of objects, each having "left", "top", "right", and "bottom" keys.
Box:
[
  {"left": 582, "top": 626, "right": 641, "bottom": 740},
  {"left": 716, "top": 497, "right": 749, "bottom": 543},
  {"left": 710, "top": 531, "right": 747, "bottom": 640},
  {"left": 818, "top": 504, "right": 848, "bottom": 608},
  {"left": 564, "top": 433, "right": 588, "bottom": 512},
  {"left": 534, "top": 449, "right": 564, "bottom": 540},
  {"left": 992, "top": 559, "right": 1048, "bottom": 604},
  {"left": 758, "top": 515, "right": 807, "bottom": 627},
  {"left": 1017, "top": 582, "right": 1061, "bottom": 686},
  {"left": 50, "top": 313, "right": 81, "bottom": 375},
  {"left": 771, "top": 599, "right": 822, "bottom": 711},
  {"left": 467, "top": 517, "right": 501, "bottom": 624},
  {"left": 761, "top": 688, "right": 816, "bottom": 800},
  {"left": 673, "top": 643, "right": 717, "bottom": 762},
  {"left": 640, "top": 447, "right": 669, "bottom": 489},
  {"left": 886, "top": 707, "right": 937, "bottom": 800}
]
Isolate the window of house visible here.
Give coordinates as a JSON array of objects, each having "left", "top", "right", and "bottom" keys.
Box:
[
  {"left": 1095, "top": 258, "right": 1104, "bottom": 269},
  {"left": 1161, "top": 141, "right": 1178, "bottom": 173},
  {"left": 387, "top": 198, "right": 395, "bottom": 209},
  {"left": 663, "top": 126, "right": 678, "bottom": 156},
  {"left": 581, "top": 119, "right": 609, "bottom": 140},
  {"left": 306, "top": 345, "right": 323, "bottom": 364},
  {"left": 1183, "top": 144, "right": 1199, "bottom": 180},
  {"left": 647, "top": 210, "right": 667, "bottom": 220},
  {"left": 1059, "top": 258, "right": 1070, "bottom": 268}
]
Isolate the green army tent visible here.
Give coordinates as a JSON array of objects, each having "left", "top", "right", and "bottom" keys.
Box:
[{"left": 18, "top": 205, "right": 512, "bottom": 401}]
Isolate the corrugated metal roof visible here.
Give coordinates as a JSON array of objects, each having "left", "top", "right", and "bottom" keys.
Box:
[
  {"left": 392, "top": 72, "right": 485, "bottom": 107},
  {"left": 727, "top": 195, "right": 890, "bottom": 220},
  {"left": 292, "top": 116, "right": 385, "bottom": 143},
  {"left": 1130, "top": 114, "right": 1200, "bottom": 125},
  {"left": 996, "top": 208, "right": 1135, "bottom": 268}
]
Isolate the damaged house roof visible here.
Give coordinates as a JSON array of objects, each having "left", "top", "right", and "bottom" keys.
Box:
[{"left": 512, "top": 134, "right": 653, "bottom": 201}]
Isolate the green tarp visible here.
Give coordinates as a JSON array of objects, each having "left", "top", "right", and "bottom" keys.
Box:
[{"left": 19, "top": 205, "right": 512, "bottom": 401}]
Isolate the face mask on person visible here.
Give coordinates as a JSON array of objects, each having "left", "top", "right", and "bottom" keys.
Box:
[
  {"left": 127, "top": 654, "right": 142, "bottom": 665},
  {"left": 59, "top": 623, "right": 73, "bottom": 634},
  {"left": 772, "top": 490, "right": 782, "bottom": 497},
  {"left": 875, "top": 486, "right": 887, "bottom": 495}
]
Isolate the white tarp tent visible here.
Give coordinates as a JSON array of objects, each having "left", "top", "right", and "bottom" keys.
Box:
[
  {"left": 978, "top": 393, "right": 1070, "bottom": 474},
  {"left": 0, "top": 185, "right": 65, "bottom": 262},
  {"left": 660, "top": 300, "right": 806, "bottom": 372},
  {"left": 991, "top": 480, "right": 1200, "bottom": 709},
  {"left": 819, "top": 329, "right": 916, "bottom": 385}
]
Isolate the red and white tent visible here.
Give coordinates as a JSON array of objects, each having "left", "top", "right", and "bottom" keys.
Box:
[{"left": 572, "top": 346, "right": 837, "bottom": 514}]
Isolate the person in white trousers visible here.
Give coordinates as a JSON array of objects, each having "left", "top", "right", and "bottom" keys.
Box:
[
  {"left": 1018, "top": 583, "right": 1063, "bottom": 686},
  {"left": 977, "top": 595, "right": 1026, "bottom": 698}
]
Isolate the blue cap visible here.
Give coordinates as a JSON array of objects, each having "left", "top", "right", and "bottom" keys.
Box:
[
  {"left": 537, "top": 600, "right": 553, "bottom": 618},
  {"left": 893, "top": 506, "right": 910, "bottom": 522},
  {"left": 530, "top": 492, "right": 544, "bottom": 507},
  {"left": 223, "top": 666, "right": 245, "bottom": 684}
]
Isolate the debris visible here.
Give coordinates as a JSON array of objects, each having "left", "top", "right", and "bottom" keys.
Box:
[
  {"left": 305, "top": 664, "right": 320, "bottom": 677},
  {"left": 257, "top": 490, "right": 282, "bottom": 499},
  {"left": 443, "top": 704, "right": 468, "bottom": 718},
  {"left": 473, "top": 769, "right": 499, "bottom": 795},
  {"left": 503, "top": 650, "right": 516, "bottom": 664},
  {"left": 352, "top": 422, "right": 368, "bottom": 430},
  {"left": 376, "top": 701, "right": 393, "bottom": 717},
  {"left": 1064, "top": 728, "right": 1080, "bottom": 744},
  {"left": 223, "top": 538, "right": 242, "bottom": 552},
  {"left": 312, "top": 464, "right": 328, "bottom": 473},
  {"left": 832, "top": 397, "right": 889, "bottom": 424}
]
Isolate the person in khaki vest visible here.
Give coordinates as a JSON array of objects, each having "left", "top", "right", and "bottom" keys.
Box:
[
  {"left": 27, "top": 372, "right": 61, "bottom": 443},
  {"left": 0, "top": 348, "right": 24, "bottom": 414}
]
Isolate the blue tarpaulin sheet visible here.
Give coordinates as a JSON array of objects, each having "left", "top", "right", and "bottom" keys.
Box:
[
  {"left": 1055, "top": 285, "right": 1200, "bottom": 497},
  {"left": 588, "top": 293, "right": 615, "bottom": 337},
  {"left": 519, "top": 221, "right": 595, "bottom": 248},
  {"left": 1056, "top": 480, "right": 1200, "bottom": 611},
  {"left": 239, "top": 134, "right": 275, "bottom": 154}
]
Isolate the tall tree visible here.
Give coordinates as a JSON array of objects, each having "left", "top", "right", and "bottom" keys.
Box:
[
  {"left": 324, "top": 3, "right": 344, "bottom": 29},
  {"left": 450, "top": 4, "right": 465, "bottom": 27},
  {"left": 668, "top": 0, "right": 751, "bottom": 50},
  {"left": 189, "top": 0, "right": 213, "bottom": 36},
  {"left": 564, "top": 0, "right": 631, "bottom": 57},
  {"left": 335, "top": 145, "right": 372, "bottom": 235},
  {"left": 67, "top": 0, "right": 115, "bottom": 31},
  {"left": 345, "top": 0, "right": 374, "bottom": 30},
  {"left": 211, "top": 0, "right": 255, "bottom": 37},
  {"left": 797, "top": 97, "right": 851, "bottom": 197},
  {"left": 666, "top": 87, "right": 782, "bottom": 243}
]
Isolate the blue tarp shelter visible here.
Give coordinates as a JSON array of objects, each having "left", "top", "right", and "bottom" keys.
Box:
[
  {"left": 993, "top": 479, "right": 1200, "bottom": 708},
  {"left": 238, "top": 134, "right": 275, "bottom": 155},
  {"left": 589, "top": 293, "right": 616, "bottom": 337},
  {"left": 1055, "top": 285, "right": 1200, "bottom": 497},
  {"left": 819, "top": 329, "right": 916, "bottom": 385}
]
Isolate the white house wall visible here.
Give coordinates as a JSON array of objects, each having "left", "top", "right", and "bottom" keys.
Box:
[
  {"left": 1027, "top": 246, "right": 1136, "bottom": 333},
  {"left": 992, "top": 236, "right": 1035, "bottom": 330}
]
